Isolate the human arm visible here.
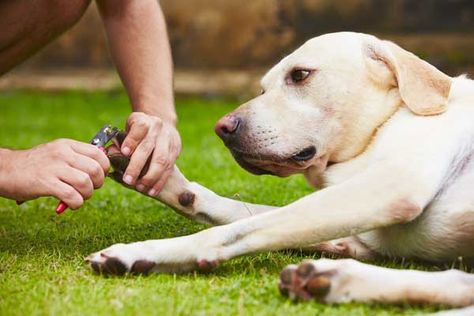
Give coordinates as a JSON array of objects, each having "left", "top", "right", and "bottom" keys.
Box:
[{"left": 97, "top": 0, "right": 180, "bottom": 196}]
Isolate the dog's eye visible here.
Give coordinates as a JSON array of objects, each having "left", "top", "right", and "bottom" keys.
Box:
[
  {"left": 260, "top": 89, "right": 265, "bottom": 95},
  {"left": 289, "top": 69, "right": 312, "bottom": 84}
]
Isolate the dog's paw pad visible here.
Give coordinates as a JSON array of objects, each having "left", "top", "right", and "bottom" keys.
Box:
[
  {"left": 296, "top": 260, "right": 316, "bottom": 278},
  {"left": 279, "top": 264, "right": 297, "bottom": 297},
  {"left": 305, "top": 274, "right": 331, "bottom": 298},
  {"left": 197, "top": 259, "right": 219, "bottom": 272},
  {"left": 178, "top": 191, "right": 195, "bottom": 207},
  {"left": 130, "top": 260, "right": 156, "bottom": 275},
  {"left": 279, "top": 259, "right": 336, "bottom": 301},
  {"left": 86, "top": 253, "right": 129, "bottom": 276}
]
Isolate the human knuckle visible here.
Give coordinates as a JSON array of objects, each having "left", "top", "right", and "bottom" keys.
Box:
[
  {"left": 137, "top": 140, "right": 153, "bottom": 153},
  {"left": 90, "top": 145, "right": 103, "bottom": 158},
  {"left": 164, "top": 163, "right": 173, "bottom": 172},
  {"left": 133, "top": 118, "right": 148, "bottom": 129},
  {"left": 154, "top": 153, "right": 168, "bottom": 164},
  {"left": 122, "top": 138, "right": 138, "bottom": 149},
  {"left": 78, "top": 173, "right": 91, "bottom": 186},
  {"left": 54, "top": 138, "right": 68, "bottom": 146},
  {"left": 91, "top": 163, "right": 103, "bottom": 177},
  {"left": 128, "top": 112, "right": 142, "bottom": 122},
  {"left": 126, "top": 165, "right": 140, "bottom": 177},
  {"left": 151, "top": 116, "right": 163, "bottom": 126},
  {"left": 155, "top": 156, "right": 171, "bottom": 168},
  {"left": 147, "top": 138, "right": 158, "bottom": 148},
  {"left": 50, "top": 147, "right": 66, "bottom": 160},
  {"left": 62, "top": 187, "right": 76, "bottom": 200},
  {"left": 140, "top": 176, "right": 154, "bottom": 187}
]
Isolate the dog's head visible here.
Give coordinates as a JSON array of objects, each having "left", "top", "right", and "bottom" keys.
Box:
[{"left": 215, "top": 32, "right": 451, "bottom": 182}]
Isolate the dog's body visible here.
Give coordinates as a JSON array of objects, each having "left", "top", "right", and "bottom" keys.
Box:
[
  {"left": 88, "top": 32, "right": 474, "bottom": 311},
  {"left": 323, "top": 82, "right": 474, "bottom": 263}
]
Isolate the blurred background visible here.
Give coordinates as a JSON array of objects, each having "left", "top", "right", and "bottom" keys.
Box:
[{"left": 1, "top": 0, "right": 473, "bottom": 97}]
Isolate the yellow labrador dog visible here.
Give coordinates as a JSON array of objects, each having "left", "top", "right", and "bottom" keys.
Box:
[{"left": 88, "top": 32, "right": 474, "bottom": 312}]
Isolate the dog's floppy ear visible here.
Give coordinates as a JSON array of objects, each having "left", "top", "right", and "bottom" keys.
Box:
[{"left": 365, "top": 39, "right": 452, "bottom": 116}]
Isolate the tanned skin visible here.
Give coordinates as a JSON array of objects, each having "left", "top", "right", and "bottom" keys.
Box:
[{"left": 0, "top": 0, "right": 180, "bottom": 208}]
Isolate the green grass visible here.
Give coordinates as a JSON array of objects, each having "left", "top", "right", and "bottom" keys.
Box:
[{"left": 0, "top": 90, "right": 452, "bottom": 315}]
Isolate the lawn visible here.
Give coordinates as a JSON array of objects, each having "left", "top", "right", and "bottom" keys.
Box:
[{"left": 0, "top": 90, "right": 449, "bottom": 315}]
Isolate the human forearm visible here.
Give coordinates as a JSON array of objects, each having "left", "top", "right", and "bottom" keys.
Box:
[
  {"left": 97, "top": 0, "right": 176, "bottom": 124},
  {"left": 97, "top": 0, "right": 181, "bottom": 194}
]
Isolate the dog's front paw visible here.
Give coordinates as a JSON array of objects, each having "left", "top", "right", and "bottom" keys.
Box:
[
  {"left": 86, "top": 239, "right": 220, "bottom": 276},
  {"left": 86, "top": 243, "right": 157, "bottom": 275}
]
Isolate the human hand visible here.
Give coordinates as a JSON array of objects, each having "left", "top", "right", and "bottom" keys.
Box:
[
  {"left": 119, "top": 112, "right": 181, "bottom": 196},
  {"left": 0, "top": 139, "right": 110, "bottom": 209}
]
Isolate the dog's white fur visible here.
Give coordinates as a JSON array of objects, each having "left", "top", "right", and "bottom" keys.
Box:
[{"left": 88, "top": 32, "right": 474, "bottom": 310}]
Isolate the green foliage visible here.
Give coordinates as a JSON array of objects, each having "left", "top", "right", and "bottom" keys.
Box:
[{"left": 0, "top": 90, "right": 445, "bottom": 315}]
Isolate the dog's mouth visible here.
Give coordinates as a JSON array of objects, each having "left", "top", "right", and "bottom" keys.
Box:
[
  {"left": 229, "top": 146, "right": 319, "bottom": 176},
  {"left": 231, "top": 152, "right": 273, "bottom": 175},
  {"left": 290, "top": 146, "right": 317, "bottom": 162}
]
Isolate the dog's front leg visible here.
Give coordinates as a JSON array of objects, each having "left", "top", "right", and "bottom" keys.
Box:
[
  {"left": 87, "top": 161, "right": 445, "bottom": 275},
  {"left": 108, "top": 149, "right": 276, "bottom": 225},
  {"left": 144, "top": 166, "right": 276, "bottom": 225}
]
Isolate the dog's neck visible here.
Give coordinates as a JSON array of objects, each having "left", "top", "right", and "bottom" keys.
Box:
[{"left": 329, "top": 87, "right": 402, "bottom": 163}]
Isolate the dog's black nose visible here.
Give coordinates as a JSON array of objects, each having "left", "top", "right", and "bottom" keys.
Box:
[{"left": 215, "top": 115, "right": 242, "bottom": 140}]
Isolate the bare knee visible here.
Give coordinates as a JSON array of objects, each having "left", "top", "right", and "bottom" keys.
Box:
[
  {"left": 47, "top": 0, "right": 92, "bottom": 32},
  {"left": 0, "top": 0, "right": 92, "bottom": 44},
  {"left": 0, "top": 0, "right": 93, "bottom": 74}
]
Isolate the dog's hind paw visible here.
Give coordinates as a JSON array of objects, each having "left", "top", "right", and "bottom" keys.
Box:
[{"left": 279, "top": 258, "right": 372, "bottom": 303}]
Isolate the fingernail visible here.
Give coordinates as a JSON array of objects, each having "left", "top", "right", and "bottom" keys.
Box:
[
  {"left": 136, "top": 184, "right": 145, "bottom": 192},
  {"left": 123, "top": 174, "right": 133, "bottom": 185},
  {"left": 122, "top": 147, "right": 131, "bottom": 156},
  {"left": 148, "top": 189, "right": 157, "bottom": 196}
]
